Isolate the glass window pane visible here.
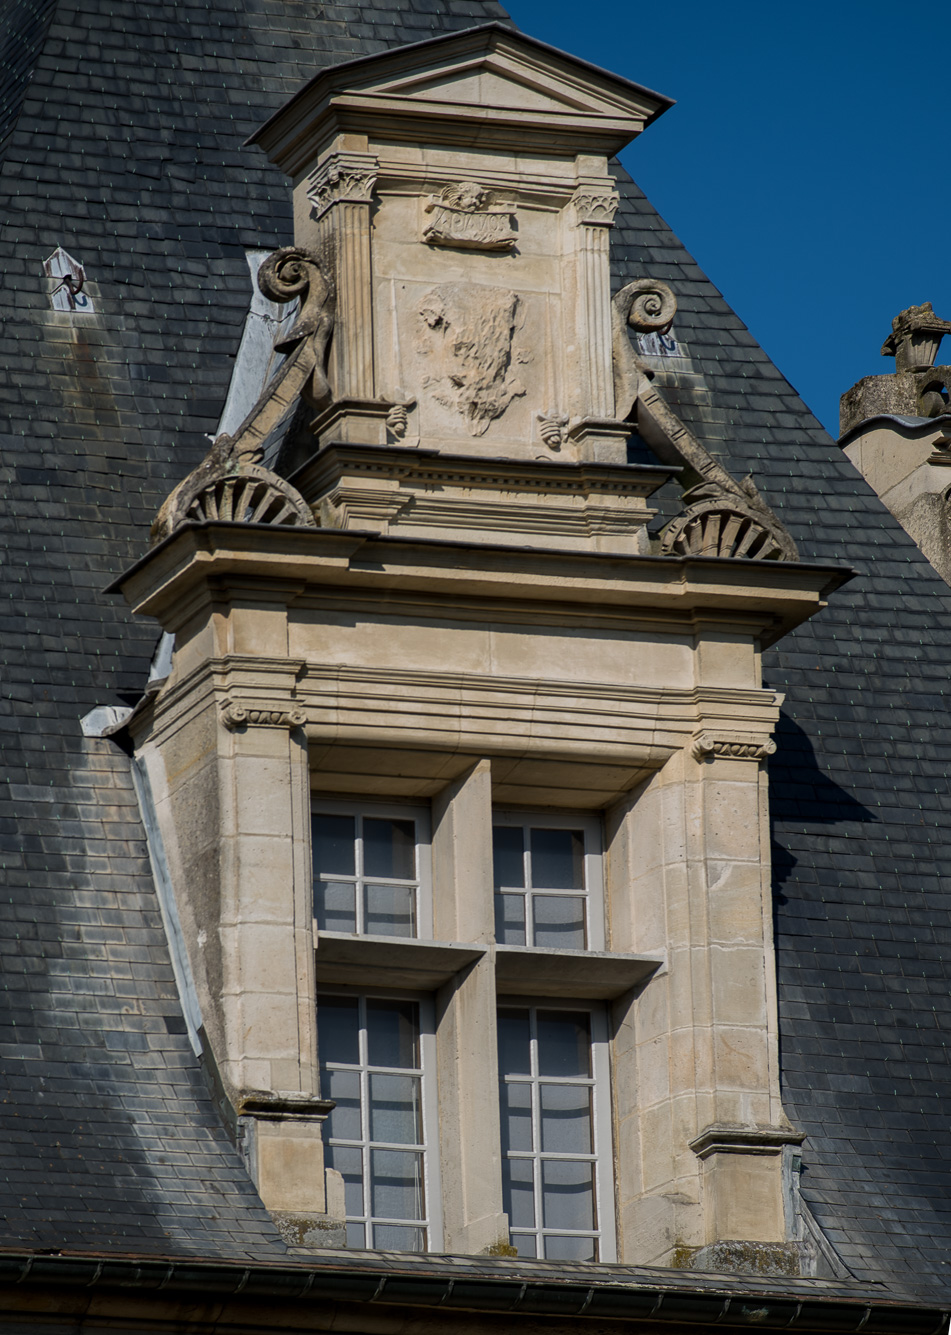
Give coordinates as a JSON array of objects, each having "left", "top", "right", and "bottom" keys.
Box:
[
  {"left": 502, "top": 1155, "right": 535, "bottom": 1228},
  {"left": 530, "top": 827, "right": 584, "bottom": 890},
  {"left": 493, "top": 825, "right": 525, "bottom": 889},
  {"left": 364, "top": 818, "right": 416, "bottom": 879},
  {"left": 532, "top": 894, "right": 586, "bottom": 950},
  {"left": 326, "top": 1143, "right": 364, "bottom": 1216},
  {"left": 345, "top": 1221, "right": 366, "bottom": 1248},
  {"left": 501, "top": 1081, "right": 533, "bottom": 1154},
  {"left": 365, "top": 883, "right": 416, "bottom": 938},
  {"left": 312, "top": 814, "right": 355, "bottom": 877},
  {"left": 511, "top": 1232, "right": 536, "bottom": 1258},
  {"left": 325, "top": 1068, "right": 362, "bottom": 1141},
  {"left": 536, "top": 1009, "right": 591, "bottom": 1078},
  {"left": 544, "top": 1234, "right": 597, "bottom": 1261},
  {"left": 366, "top": 999, "right": 419, "bottom": 1069},
  {"left": 373, "top": 1223, "right": 426, "bottom": 1252},
  {"left": 540, "top": 1159, "right": 595, "bottom": 1232},
  {"left": 315, "top": 879, "right": 356, "bottom": 933},
  {"left": 540, "top": 1083, "right": 593, "bottom": 1154},
  {"left": 317, "top": 995, "right": 360, "bottom": 1066},
  {"left": 370, "top": 1148, "right": 424, "bottom": 1221},
  {"left": 497, "top": 1008, "right": 531, "bottom": 1076},
  {"left": 495, "top": 892, "right": 526, "bottom": 945},
  {"left": 369, "top": 1073, "right": 422, "bottom": 1145}
]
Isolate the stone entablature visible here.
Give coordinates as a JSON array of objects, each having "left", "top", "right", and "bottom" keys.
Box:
[{"left": 293, "top": 443, "right": 674, "bottom": 554}]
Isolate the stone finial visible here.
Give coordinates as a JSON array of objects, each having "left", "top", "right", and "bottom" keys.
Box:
[{"left": 881, "top": 302, "right": 951, "bottom": 373}]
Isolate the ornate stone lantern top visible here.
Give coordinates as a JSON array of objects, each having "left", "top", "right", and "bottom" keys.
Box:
[{"left": 881, "top": 302, "right": 951, "bottom": 373}]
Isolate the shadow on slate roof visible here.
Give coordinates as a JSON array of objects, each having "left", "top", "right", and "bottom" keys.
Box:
[
  {"left": 0, "top": 0, "right": 508, "bottom": 1257},
  {"left": 2, "top": 0, "right": 951, "bottom": 1297}
]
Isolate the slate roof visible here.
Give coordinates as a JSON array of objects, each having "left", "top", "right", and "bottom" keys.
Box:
[{"left": 1, "top": 0, "right": 951, "bottom": 1304}]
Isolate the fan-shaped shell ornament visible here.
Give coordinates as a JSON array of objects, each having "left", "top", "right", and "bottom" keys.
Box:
[
  {"left": 661, "top": 501, "right": 792, "bottom": 561},
  {"left": 155, "top": 465, "right": 315, "bottom": 542}
]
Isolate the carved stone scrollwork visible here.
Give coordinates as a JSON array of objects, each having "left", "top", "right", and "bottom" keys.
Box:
[
  {"left": 422, "top": 182, "right": 517, "bottom": 251},
  {"left": 221, "top": 703, "right": 307, "bottom": 731},
  {"left": 571, "top": 189, "right": 620, "bottom": 227},
  {"left": 660, "top": 481, "right": 799, "bottom": 562},
  {"left": 615, "top": 277, "right": 677, "bottom": 334},
  {"left": 610, "top": 279, "right": 799, "bottom": 563},
  {"left": 690, "top": 732, "right": 777, "bottom": 763},
  {"left": 151, "top": 246, "right": 331, "bottom": 546}
]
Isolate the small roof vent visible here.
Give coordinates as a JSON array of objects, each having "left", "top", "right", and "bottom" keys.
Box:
[{"left": 43, "top": 246, "right": 94, "bottom": 312}]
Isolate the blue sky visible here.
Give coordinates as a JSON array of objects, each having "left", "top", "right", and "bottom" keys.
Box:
[{"left": 502, "top": 0, "right": 948, "bottom": 438}]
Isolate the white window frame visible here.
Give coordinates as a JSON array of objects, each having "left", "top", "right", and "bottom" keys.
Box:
[
  {"left": 311, "top": 798, "right": 433, "bottom": 940},
  {"left": 497, "top": 995, "right": 616, "bottom": 1262},
  {"left": 317, "top": 986, "right": 443, "bottom": 1252},
  {"left": 492, "top": 809, "right": 605, "bottom": 951}
]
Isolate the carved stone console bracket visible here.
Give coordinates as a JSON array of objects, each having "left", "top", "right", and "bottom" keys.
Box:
[
  {"left": 236, "top": 1090, "right": 335, "bottom": 1123},
  {"left": 611, "top": 280, "right": 799, "bottom": 563},
  {"left": 422, "top": 182, "right": 517, "bottom": 251},
  {"left": 690, "top": 732, "right": 777, "bottom": 764},
  {"left": 689, "top": 1124, "right": 805, "bottom": 1160},
  {"left": 220, "top": 703, "right": 307, "bottom": 731},
  {"left": 150, "top": 246, "right": 331, "bottom": 546},
  {"left": 536, "top": 411, "right": 569, "bottom": 451}
]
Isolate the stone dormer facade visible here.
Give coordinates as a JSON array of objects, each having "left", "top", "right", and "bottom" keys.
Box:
[{"left": 112, "top": 25, "right": 848, "bottom": 1271}]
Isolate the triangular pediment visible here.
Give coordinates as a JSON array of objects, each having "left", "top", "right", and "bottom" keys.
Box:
[
  {"left": 339, "top": 34, "right": 668, "bottom": 122},
  {"left": 251, "top": 24, "right": 672, "bottom": 174}
]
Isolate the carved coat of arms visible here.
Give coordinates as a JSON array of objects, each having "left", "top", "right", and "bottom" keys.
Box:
[{"left": 416, "top": 283, "right": 526, "bottom": 436}]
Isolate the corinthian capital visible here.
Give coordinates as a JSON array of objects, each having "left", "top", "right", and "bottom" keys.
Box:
[
  {"left": 307, "top": 152, "right": 379, "bottom": 218},
  {"left": 571, "top": 187, "right": 620, "bottom": 227}
]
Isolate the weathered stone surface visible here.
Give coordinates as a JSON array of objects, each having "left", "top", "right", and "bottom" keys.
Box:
[
  {"left": 839, "top": 366, "right": 951, "bottom": 436},
  {"left": 416, "top": 283, "right": 526, "bottom": 436},
  {"left": 881, "top": 300, "right": 951, "bottom": 372}
]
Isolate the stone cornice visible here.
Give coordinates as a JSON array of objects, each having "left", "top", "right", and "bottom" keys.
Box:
[{"left": 110, "top": 525, "right": 851, "bottom": 651}]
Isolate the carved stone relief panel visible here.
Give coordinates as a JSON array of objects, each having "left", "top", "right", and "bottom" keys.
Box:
[
  {"left": 422, "top": 182, "right": 517, "bottom": 251},
  {"left": 415, "top": 282, "right": 528, "bottom": 437}
]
